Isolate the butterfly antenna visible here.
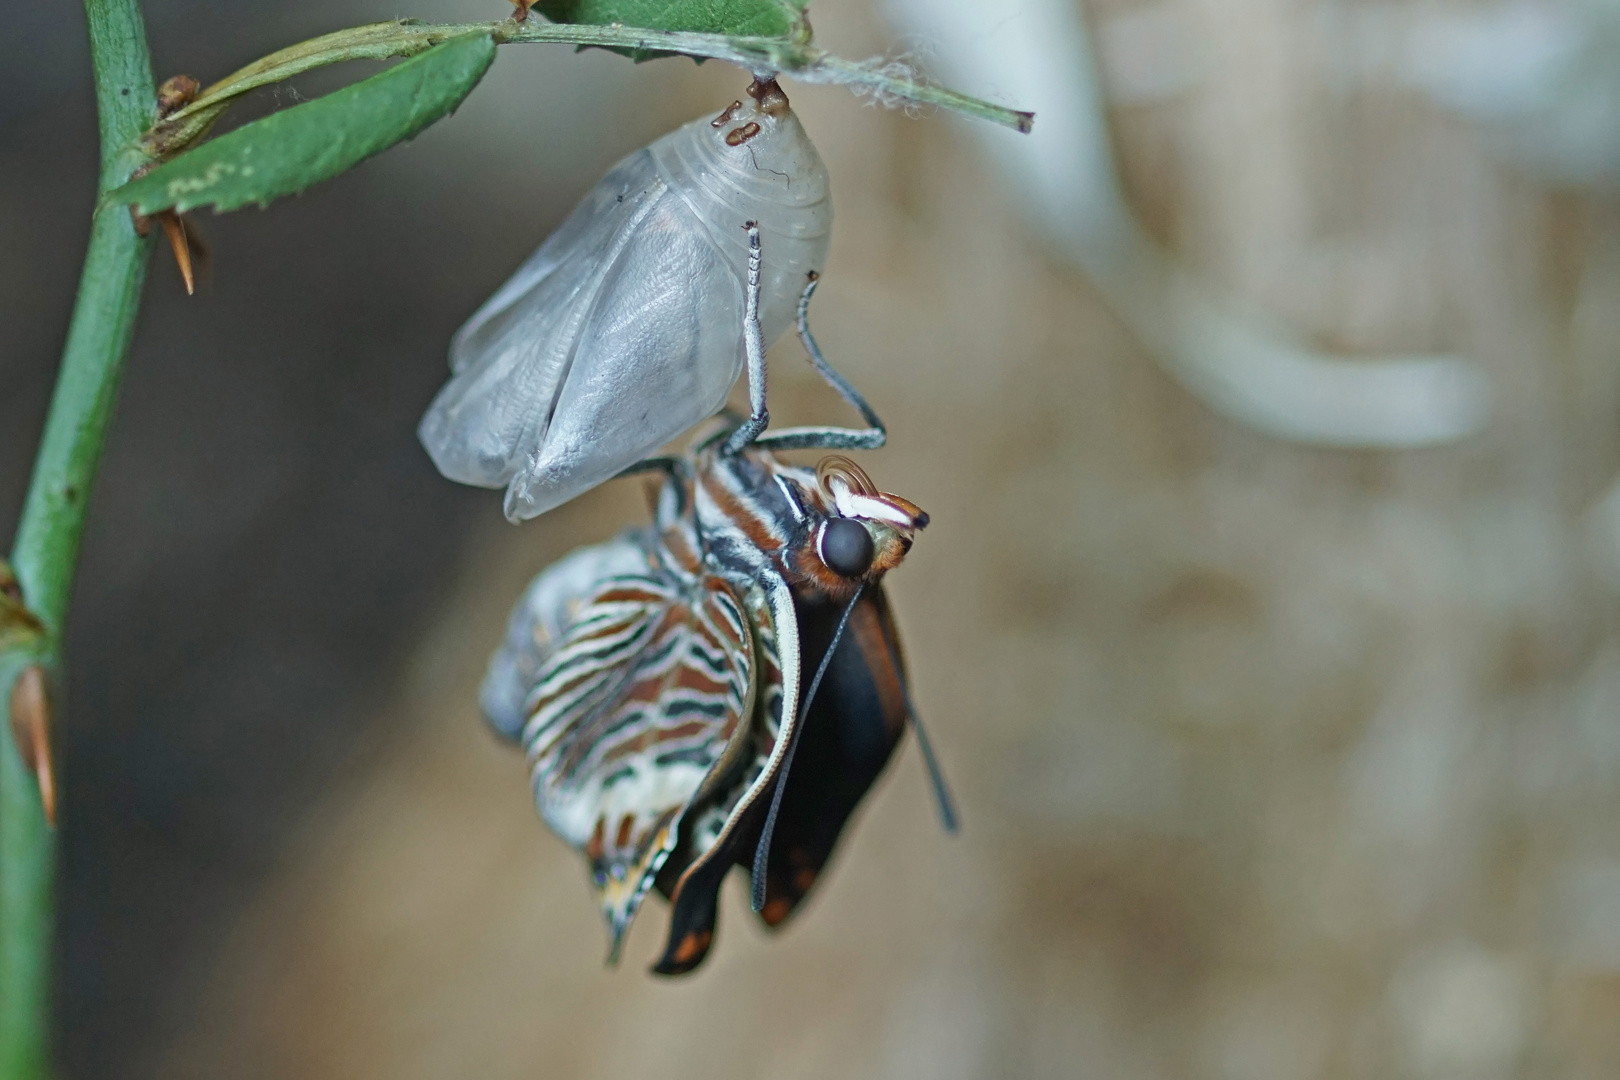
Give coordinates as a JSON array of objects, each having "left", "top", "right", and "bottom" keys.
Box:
[
  {"left": 886, "top": 637, "right": 959, "bottom": 833},
  {"left": 906, "top": 698, "right": 959, "bottom": 834},
  {"left": 751, "top": 583, "right": 864, "bottom": 911},
  {"left": 868, "top": 621, "right": 952, "bottom": 835}
]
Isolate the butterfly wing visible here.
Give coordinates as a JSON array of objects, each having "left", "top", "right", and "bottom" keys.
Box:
[
  {"left": 523, "top": 561, "right": 757, "bottom": 958},
  {"left": 650, "top": 578, "right": 794, "bottom": 975},
  {"left": 479, "top": 530, "right": 657, "bottom": 741},
  {"left": 750, "top": 584, "right": 910, "bottom": 927},
  {"left": 648, "top": 581, "right": 912, "bottom": 971}
]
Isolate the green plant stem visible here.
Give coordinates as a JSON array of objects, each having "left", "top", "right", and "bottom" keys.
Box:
[
  {"left": 143, "top": 17, "right": 1031, "bottom": 159},
  {"left": 0, "top": 0, "right": 155, "bottom": 1073}
]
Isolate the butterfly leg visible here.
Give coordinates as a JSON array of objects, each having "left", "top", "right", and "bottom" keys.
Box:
[
  {"left": 753, "top": 272, "right": 888, "bottom": 452},
  {"left": 723, "top": 222, "right": 770, "bottom": 455},
  {"left": 615, "top": 456, "right": 684, "bottom": 481},
  {"left": 616, "top": 456, "right": 701, "bottom": 541}
]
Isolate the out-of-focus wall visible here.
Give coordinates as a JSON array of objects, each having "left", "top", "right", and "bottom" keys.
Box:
[{"left": 7, "top": 0, "right": 1620, "bottom": 1077}]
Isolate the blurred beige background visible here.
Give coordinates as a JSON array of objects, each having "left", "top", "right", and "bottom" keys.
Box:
[
  {"left": 174, "top": 0, "right": 1620, "bottom": 1073},
  {"left": 12, "top": 0, "right": 1620, "bottom": 1076}
]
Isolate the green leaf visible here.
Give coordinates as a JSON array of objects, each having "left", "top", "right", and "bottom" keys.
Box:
[
  {"left": 110, "top": 33, "right": 496, "bottom": 216},
  {"left": 535, "top": 0, "right": 808, "bottom": 42}
]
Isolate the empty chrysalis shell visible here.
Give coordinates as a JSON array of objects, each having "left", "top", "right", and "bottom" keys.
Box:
[{"left": 419, "top": 81, "right": 833, "bottom": 521}]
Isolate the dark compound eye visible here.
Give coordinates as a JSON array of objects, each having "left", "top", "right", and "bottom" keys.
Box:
[{"left": 820, "top": 518, "right": 875, "bottom": 578}]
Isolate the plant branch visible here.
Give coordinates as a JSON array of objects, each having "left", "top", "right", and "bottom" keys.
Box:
[
  {"left": 0, "top": 0, "right": 156, "bottom": 1072},
  {"left": 142, "top": 17, "right": 1031, "bottom": 160}
]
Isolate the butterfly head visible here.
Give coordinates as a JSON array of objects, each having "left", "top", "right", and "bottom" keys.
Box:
[{"left": 789, "top": 456, "right": 927, "bottom": 598}]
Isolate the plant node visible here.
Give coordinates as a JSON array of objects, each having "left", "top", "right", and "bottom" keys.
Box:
[{"left": 156, "top": 74, "right": 200, "bottom": 116}]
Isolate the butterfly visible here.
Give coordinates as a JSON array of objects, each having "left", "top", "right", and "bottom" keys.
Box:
[{"left": 480, "top": 227, "right": 956, "bottom": 973}]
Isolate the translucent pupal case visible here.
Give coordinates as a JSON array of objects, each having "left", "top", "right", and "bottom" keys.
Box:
[{"left": 418, "top": 90, "right": 833, "bottom": 521}]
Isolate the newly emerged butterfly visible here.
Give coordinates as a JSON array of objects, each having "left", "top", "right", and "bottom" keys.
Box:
[
  {"left": 419, "top": 79, "right": 833, "bottom": 522},
  {"left": 481, "top": 234, "right": 955, "bottom": 972}
]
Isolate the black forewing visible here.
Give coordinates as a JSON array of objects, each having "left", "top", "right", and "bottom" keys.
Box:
[{"left": 748, "top": 584, "right": 909, "bottom": 927}]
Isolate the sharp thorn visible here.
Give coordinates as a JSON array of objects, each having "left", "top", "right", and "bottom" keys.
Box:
[
  {"left": 9, "top": 665, "right": 57, "bottom": 828},
  {"left": 159, "top": 212, "right": 195, "bottom": 295}
]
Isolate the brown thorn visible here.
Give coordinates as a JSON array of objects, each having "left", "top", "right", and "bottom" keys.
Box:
[
  {"left": 509, "top": 0, "right": 534, "bottom": 21},
  {"left": 158, "top": 212, "right": 195, "bottom": 295},
  {"left": 132, "top": 201, "right": 208, "bottom": 294},
  {"left": 10, "top": 665, "right": 57, "bottom": 828},
  {"left": 182, "top": 215, "right": 212, "bottom": 288},
  {"left": 156, "top": 74, "right": 200, "bottom": 117}
]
